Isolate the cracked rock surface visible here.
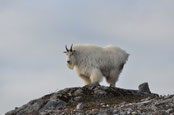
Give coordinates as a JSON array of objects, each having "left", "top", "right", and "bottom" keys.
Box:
[{"left": 6, "top": 83, "right": 174, "bottom": 115}]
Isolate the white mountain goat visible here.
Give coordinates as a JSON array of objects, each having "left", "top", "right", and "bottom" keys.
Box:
[{"left": 64, "top": 44, "right": 129, "bottom": 87}]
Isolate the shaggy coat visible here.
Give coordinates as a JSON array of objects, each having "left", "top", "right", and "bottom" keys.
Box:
[{"left": 64, "top": 44, "right": 129, "bottom": 87}]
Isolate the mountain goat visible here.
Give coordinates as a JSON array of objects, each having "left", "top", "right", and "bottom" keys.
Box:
[{"left": 64, "top": 44, "right": 129, "bottom": 87}]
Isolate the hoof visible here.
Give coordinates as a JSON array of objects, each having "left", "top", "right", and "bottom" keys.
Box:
[{"left": 83, "top": 82, "right": 100, "bottom": 88}]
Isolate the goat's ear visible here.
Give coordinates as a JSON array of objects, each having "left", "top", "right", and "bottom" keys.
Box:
[
  {"left": 71, "top": 50, "right": 76, "bottom": 55},
  {"left": 63, "top": 51, "right": 67, "bottom": 53},
  {"left": 73, "top": 50, "right": 76, "bottom": 53}
]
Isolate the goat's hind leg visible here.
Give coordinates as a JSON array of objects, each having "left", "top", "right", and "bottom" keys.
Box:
[{"left": 106, "top": 69, "right": 120, "bottom": 87}]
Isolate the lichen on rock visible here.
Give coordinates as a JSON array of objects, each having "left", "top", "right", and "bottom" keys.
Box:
[{"left": 6, "top": 82, "right": 163, "bottom": 115}]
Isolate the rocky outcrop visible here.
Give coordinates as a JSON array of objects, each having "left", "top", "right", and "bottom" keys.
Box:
[{"left": 7, "top": 82, "right": 172, "bottom": 115}]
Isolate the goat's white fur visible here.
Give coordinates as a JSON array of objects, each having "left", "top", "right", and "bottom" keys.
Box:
[{"left": 65, "top": 44, "right": 129, "bottom": 87}]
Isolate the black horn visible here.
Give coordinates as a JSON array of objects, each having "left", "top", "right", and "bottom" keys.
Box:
[
  {"left": 70, "top": 44, "right": 73, "bottom": 52},
  {"left": 65, "top": 45, "right": 69, "bottom": 51}
]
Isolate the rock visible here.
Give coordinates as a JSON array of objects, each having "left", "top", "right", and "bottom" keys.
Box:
[
  {"left": 154, "top": 110, "right": 167, "bottom": 115},
  {"left": 76, "top": 102, "right": 87, "bottom": 109},
  {"left": 97, "top": 112, "right": 107, "bottom": 115},
  {"left": 73, "top": 89, "right": 83, "bottom": 96},
  {"left": 119, "top": 111, "right": 127, "bottom": 115},
  {"left": 140, "top": 97, "right": 151, "bottom": 102},
  {"left": 138, "top": 82, "right": 151, "bottom": 93},
  {"left": 140, "top": 100, "right": 152, "bottom": 106},
  {"left": 151, "top": 104, "right": 157, "bottom": 111},
  {"left": 74, "top": 96, "right": 83, "bottom": 101},
  {"left": 112, "top": 110, "right": 119, "bottom": 114},
  {"left": 132, "top": 111, "right": 138, "bottom": 115},
  {"left": 100, "top": 103, "right": 105, "bottom": 107},
  {"left": 166, "top": 108, "right": 174, "bottom": 114},
  {"left": 39, "top": 99, "right": 67, "bottom": 112},
  {"left": 91, "top": 109, "right": 99, "bottom": 114},
  {"left": 7, "top": 82, "right": 171, "bottom": 115},
  {"left": 126, "top": 108, "right": 133, "bottom": 114},
  {"left": 94, "top": 88, "right": 107, "bottom": 96}
]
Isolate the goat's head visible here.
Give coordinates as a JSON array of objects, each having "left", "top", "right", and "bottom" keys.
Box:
[{"left": 64, "top": 44, "right": 76, "bottom": 69}]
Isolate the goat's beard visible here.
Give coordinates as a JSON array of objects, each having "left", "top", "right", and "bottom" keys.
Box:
[{"left": 67, "top": 63, "right": 74, "bottom": 70}]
